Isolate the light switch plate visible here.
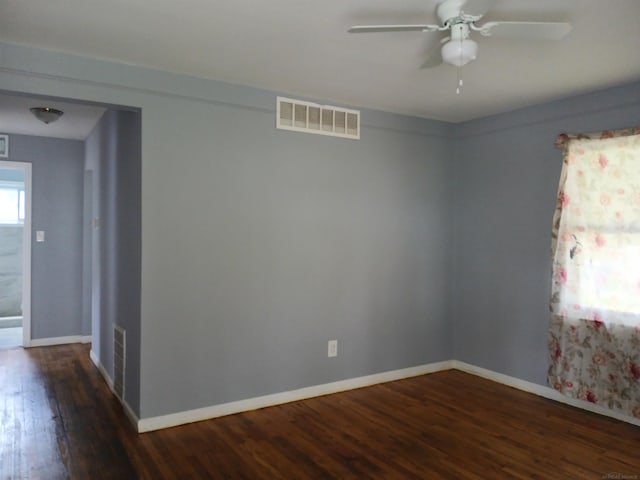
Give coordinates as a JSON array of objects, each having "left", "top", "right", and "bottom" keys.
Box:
[{"left": 36, "top": 230, "right": 45, "bottom": 242}]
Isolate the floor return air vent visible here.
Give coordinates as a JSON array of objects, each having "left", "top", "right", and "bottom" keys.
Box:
[{"left": 113, "top": 324, "right": 126, "bottom": 401}]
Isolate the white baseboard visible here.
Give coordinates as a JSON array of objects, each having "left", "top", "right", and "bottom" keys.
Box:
[
  {"left": 137, "top": 360, "right": 455, "bottom": 433},
  {"left": 90, "top": 349, "right": 140, "bottom": 430},
  {"left": 30, "top": 335, "right": 90, "bottom": 347},
  {"left": 453, "top": 360, "right": 640, "bottom": 427},
  {"left": 136, "top": 358, "right": 640, "bottom": 433},
  {"left": 90, "top": 349, "right": 113, "bottom": 389},
  {"left": 121, "top": 397, "right": 141, "bottom": 430}
]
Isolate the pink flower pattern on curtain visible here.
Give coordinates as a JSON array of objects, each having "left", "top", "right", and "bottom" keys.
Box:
[{"left": 548, "top": 127, "right": 640, "bottom": 419}]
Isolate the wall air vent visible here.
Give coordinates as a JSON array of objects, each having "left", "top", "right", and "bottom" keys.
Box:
[
  {"left": 113, "top": 324, "right": 126, "bottom": 401},
  {"left": 277, "top": 97, "right": 360, "bottom": 140}
]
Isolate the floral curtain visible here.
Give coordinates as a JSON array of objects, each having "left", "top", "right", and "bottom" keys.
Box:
[{"left": 548, "top": 127, "right": 640, "bottom": 418}]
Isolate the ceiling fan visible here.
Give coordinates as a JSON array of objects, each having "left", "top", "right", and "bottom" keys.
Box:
[{"left": 348, "top": 0, "right": 571, "bottom": 69}]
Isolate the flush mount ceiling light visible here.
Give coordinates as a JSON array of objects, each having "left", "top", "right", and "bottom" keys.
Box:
[{"left": 30, "top": 107, "right": 64, "bottom": 124}]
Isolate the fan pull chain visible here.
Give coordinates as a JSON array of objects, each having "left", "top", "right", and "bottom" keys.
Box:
[{"left": 456, "top": 34, "right": 463, "bottom": 94}]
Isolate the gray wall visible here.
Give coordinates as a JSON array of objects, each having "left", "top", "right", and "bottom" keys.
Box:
[
  {"left": 138, "top": 95, "right": 453, "bottom": 418},
  {"left": 1, "top": 43, "right": 454, "bottom": 419},
  {"left": 85, "top": 109, "right": 142, "bottom": 415},
  {"left": 3, "top": 134, "right": 85, "bottom": 339},
  {"left": 452, "top": 82, "right": 640, "bottom": 385}
]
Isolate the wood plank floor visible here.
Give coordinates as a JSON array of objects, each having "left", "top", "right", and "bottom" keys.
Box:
[{"left": 1, "top": 344, "right": 639, "bottom": 479}]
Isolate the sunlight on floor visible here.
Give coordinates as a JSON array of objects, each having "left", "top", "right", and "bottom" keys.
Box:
[{"left": 0, "top": 327, "right": 22, "bottom": 349}]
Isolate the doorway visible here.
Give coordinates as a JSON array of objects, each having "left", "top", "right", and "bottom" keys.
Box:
[{"left": 0, "top": 161, "right": 31, "bottom": 349}]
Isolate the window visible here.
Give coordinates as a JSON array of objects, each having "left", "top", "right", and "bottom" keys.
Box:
[
  {"left": 548, "top": 128, "right": 640, "bottom": 419},
  {"left": 567, "top": 231, "right": 640, "bottom": 318},
  {"left": 0, "top": 182, "right": 25, "bottom": 225},
  {"left": 552, "top": 130, "right": 640, "bottom": 325}
]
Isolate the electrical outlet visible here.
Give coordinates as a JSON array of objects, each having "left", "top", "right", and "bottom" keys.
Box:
[{"left": 328, "top": 339, "right": 338, "bottom": 358}]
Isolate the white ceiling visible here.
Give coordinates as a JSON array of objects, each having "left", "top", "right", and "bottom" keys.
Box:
[{"left": 0, "top": 0, "right": 639, "bottom": 126}]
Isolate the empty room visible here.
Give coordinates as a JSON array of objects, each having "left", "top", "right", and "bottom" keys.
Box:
[{"left": 1, "top": 0, "right": 639, "bottom": 478}]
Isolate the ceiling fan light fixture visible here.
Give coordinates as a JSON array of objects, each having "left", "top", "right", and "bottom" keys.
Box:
[
  {"left": 30, "top": 107, "right": 64, "bottom": 124},
  {"left": 441, "top": 38, "right": 478, "bottom": 67}
]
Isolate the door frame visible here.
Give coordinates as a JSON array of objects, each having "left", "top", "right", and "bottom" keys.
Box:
[{"left": 0, "top": 160, "right": 32, "bottom": 347}]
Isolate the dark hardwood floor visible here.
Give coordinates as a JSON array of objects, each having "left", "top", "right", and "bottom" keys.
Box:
[{"left": 1, "top": 344, "right": 639, "bottom": 479}]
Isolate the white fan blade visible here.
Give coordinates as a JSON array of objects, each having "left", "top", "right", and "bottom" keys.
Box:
[
  {"left": 479, "top": 21, "right": 572, "bottom": 40},
  {"left": 348, "top": 24, "right": 441, "bottom": 34}
]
